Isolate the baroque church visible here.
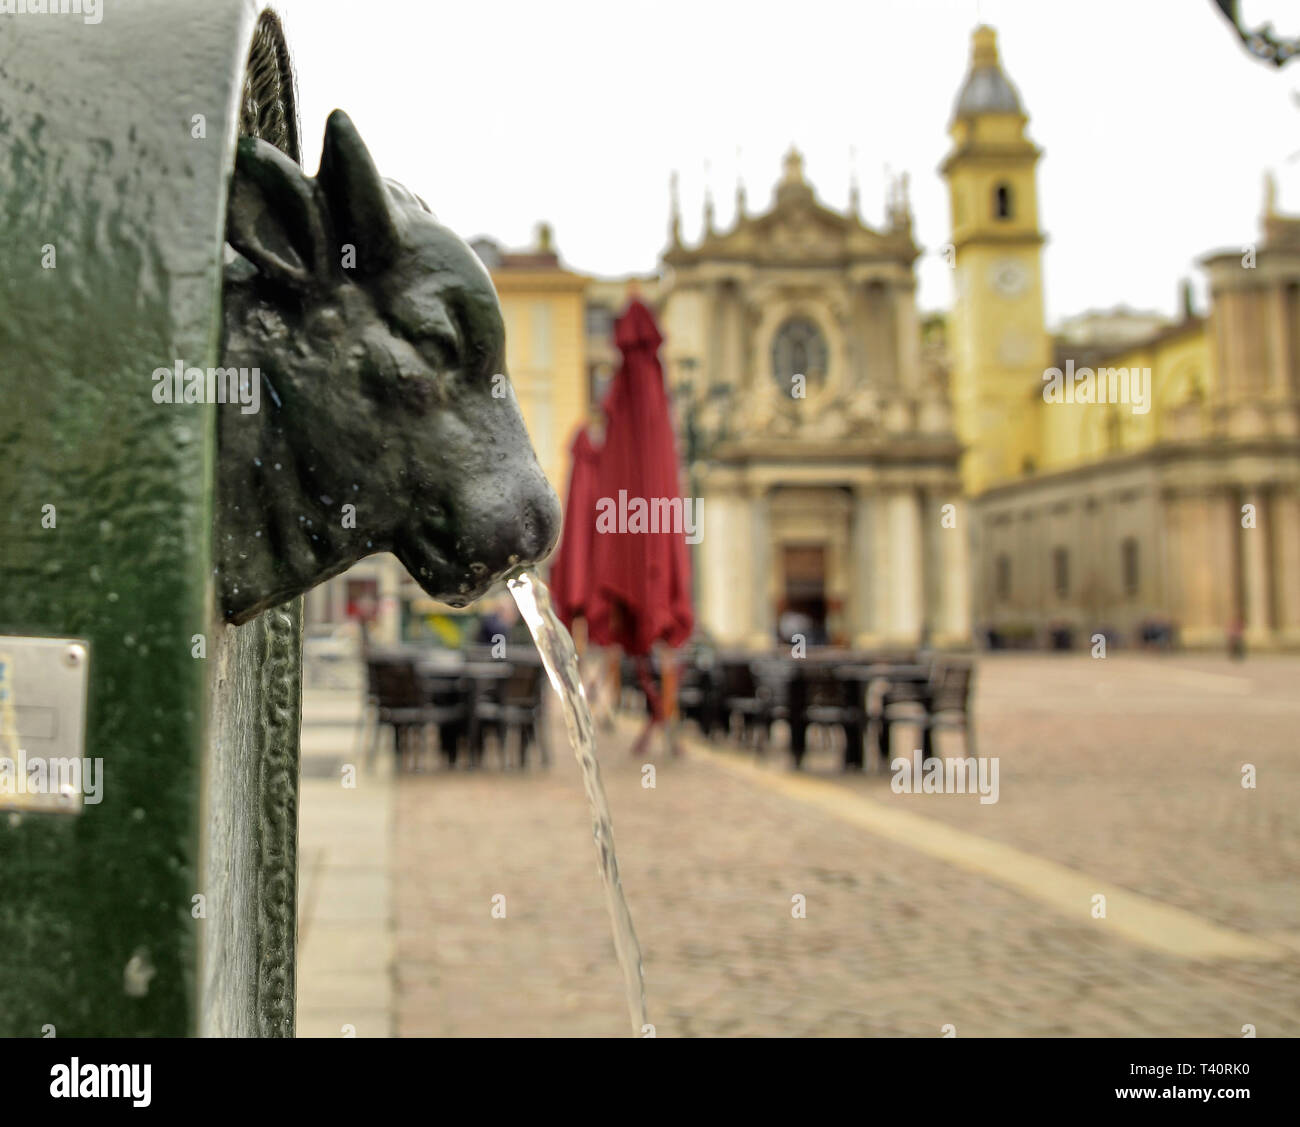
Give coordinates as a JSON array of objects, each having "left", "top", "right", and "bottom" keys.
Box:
[{"left": 657, "top": 148, "right": 969, "bottom": 649}]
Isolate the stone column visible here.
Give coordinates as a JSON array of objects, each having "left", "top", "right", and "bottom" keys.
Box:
[
  {"left": 939, "top": 497, "right": 972, "bottom": 646},
  {"left": 750, "top": 485, "right": 774, "bottom": 647},
  {"left": 697, "top": 473, "right": 753, "bottom": 648},
  {"left": 1241, "top": 489, "right": 1272, "bottom": 647},
  {"left": 1273, "top": 490, "right": 1300, "bottom": 645},
  {"left": 887, "top": 488, "right": 923, "bottom": 644},
  {"left": 1271, "top": 285, "right": 1292, "bottom": 399},
  {"left": 1177, "top": 489, "right": 1239, "bottom": 646},
  {"left": 851, "top": 487, "right": 875, "bottom": 647},
  {"left": 871, "top": 491, "right": 893, "bottom": 642}
]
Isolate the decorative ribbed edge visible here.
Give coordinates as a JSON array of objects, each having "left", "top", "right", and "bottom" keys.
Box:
[
  {"left": 241, "top": 8, "right": 303, "bottom": 1040},
  {"left": 254, "top": 601, "right": 301, "bottom": 1037},
  {"left": 239, "top": 9, "right": 300, "bottom": 162}
]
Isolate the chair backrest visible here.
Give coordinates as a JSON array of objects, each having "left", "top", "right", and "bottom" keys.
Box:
[
  {"left": 503, "top": 661, "right": 545, "bottom": 709},
  {"left": 803, "top": 664, "right": 853, "bottom": 709},
  {"left": 419, "top": 669, "right": 467, "bottom": 707},
  {"left": 372, "top": 657, "right": 424, "bottom": 710},
  {"left": 751, "top": 658, "right": 793, "bottom": 704},
  {"left": 721, "top": 660, "right": 757, "bottom": 698},
  {"left": 677, "top": 660, "right": 712, "bottom": 694},
  {"left": 929, "top": 661, "right": 973, "bottom": 713},
  {"left": 365, "top": 658, "right": 383, "bottom": 700}
]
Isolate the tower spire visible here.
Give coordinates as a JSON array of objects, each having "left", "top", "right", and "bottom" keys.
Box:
[
  {"left": 703, "top": 160, "right": 715, "bottom": 235},
  {"left": 952, "top": 24, "right": 1024, "bottom": 120},
  {"left": 849, "top": 145, "right": 860, "bottom": 218},
  {"left": 668, "top": 170, "right": 682, "bottom": 247},
  {"left": 734, "top": 146, "right": 747, "bottom": 221}
]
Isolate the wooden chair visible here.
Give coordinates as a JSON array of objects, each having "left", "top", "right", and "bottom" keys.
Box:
[
  {"left": 873, "top": 659, "right": 935, "bottom": 763},
  {"left": 367, "top": 655, "right": 440, "bottom": 771},
  {"left": 417, "top": 668, "right": 471, "bottom": 767},
  {"left": 875, "top": 660, "right": 975, "bottom": 762},
  {"left": 919, "top": 661, "right": 976, "bottom": 759},
  {"left": 470, "top": 659, "right": 548, "bottom": 769},
  {"left": 720, "top": 658, "right": 771, "bottom": 748},
  {"left": 798, "top": 664, "right": 866, "bottom": 770},
  {"left": 676, "top": 657, "right": 721, "bottom": 738}
]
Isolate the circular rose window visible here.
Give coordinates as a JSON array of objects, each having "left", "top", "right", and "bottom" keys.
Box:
[{"left": 771, "top": 316, "right": 828, "bottom": 395}]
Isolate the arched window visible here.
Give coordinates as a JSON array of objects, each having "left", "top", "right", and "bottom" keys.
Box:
[
  {"left": 993, "top": 182, "right": 1013, "bottom": 220},
  {"left": 1122, "top": 538, "right": 1140, "bottom": 597},
  {"left": 1052, "top": 547, "right": 1069, "bottom": 598}
]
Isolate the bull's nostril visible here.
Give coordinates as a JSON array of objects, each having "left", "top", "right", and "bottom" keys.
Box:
[{"left": 519, "top": 488, "right": 561, "bottom": 564}]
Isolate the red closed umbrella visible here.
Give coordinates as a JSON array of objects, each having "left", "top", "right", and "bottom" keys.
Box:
[
  {"left": 546, "top": 424, "right": 603, "bottom": 631},
  {"left": 585, "top": 299, "right": 694, "bottom": 658}
]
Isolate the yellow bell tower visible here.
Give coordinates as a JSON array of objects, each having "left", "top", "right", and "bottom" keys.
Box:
[{"left": 942, "top": 25, "right": 1050, "bottom": 494}]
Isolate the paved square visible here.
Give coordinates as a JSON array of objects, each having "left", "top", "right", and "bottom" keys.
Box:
[{"left": 369, "top": 654, "right": 1300, "bottom": 1036}]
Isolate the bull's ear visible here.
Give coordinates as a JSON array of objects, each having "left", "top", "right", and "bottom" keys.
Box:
[
  {"left": 226, "top": 135, "right": 330, "bottom": 289},
  {"left": 316, "top": 109, "right": 401, "bottom": 273}
]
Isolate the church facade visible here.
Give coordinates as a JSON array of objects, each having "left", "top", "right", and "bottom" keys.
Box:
[{"left": 657, "top": 151, "right": 970, "bottom": 649}]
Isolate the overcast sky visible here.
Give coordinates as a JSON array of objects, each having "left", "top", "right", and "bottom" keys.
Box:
[{"left": 274, "top": 0, "right": 1300, "bottom": 326}]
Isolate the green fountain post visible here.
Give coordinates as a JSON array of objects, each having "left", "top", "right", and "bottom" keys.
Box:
[{"left": 0, "top": 0, "right": 302, "bottom": 1037}]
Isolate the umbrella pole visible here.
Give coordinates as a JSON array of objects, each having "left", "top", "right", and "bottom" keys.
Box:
[{"left": 659, "top": 645, "right": 682, "bottom": 756}]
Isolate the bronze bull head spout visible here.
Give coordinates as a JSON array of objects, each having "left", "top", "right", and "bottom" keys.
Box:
[{"left": 216, "top": 110, "right": 561, "bottom": 625}]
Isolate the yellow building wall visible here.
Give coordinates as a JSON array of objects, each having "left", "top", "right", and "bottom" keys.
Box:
[
  {"left": 492, "top": 272, "right": 589, "bottom": 500},
  {"left": 1037, "top": 326, "right": 1212, "bottom": 472},
  {"left": 944, "top": 110, "right": 1051, "bottom": 494}
]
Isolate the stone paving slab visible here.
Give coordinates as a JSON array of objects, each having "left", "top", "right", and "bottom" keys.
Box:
[
  {"left": 297, "top": 688, "right": 395, "bottom": 1038},
  {"left": 391, "top": 655, "right": 1300, "bottom": 1037}
]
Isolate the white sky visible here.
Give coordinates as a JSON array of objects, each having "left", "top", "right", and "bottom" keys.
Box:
[{"left": 273, "top": 0, "right": 1300, "bottom": 326}]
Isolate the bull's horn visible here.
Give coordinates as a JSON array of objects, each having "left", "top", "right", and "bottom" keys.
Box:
[{"left": 317, "top": 109, "right": 402, "bottom": 272}]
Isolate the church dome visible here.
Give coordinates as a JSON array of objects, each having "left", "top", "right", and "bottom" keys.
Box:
[{"left": 952, "top": 26, "right": 1023, "bottom": 119}]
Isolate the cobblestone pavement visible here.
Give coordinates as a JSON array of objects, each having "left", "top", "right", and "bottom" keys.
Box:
[{"left": 392, "top": 654, "right": 1300, "bottom": 1037}]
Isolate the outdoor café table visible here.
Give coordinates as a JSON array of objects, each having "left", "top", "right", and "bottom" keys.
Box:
[
  {"left": 461, "top": 661, "right": 515, "bottom": 763},
  {"left": 772, "top": 658, "right": 862, "bottom": 768},
  {"left": 766, "top": 656, "right": 878, "bottom": 769},
  {"left": 414, "top": 652, "right": 471, "bottom": 764},
  {"left": 835, "top": 663, "right": 932, "bottom": 763}
]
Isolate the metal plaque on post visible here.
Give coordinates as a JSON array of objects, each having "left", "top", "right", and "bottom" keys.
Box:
[{"left": 0, "top": 636, "right": 91, "bottom": 815}]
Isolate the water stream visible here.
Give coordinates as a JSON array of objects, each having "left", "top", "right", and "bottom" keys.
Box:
[{"left": 508, "top": 571, "right": 649, "bottom": 1037}]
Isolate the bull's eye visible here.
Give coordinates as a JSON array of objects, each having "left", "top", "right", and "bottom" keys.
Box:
[
  {"left": 397, "top": 302, "right": 462, "bottom": 369},
  {"left": 415, "top": 328, "right": 459, "bottom": 372}
]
